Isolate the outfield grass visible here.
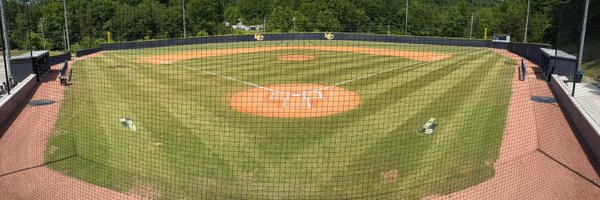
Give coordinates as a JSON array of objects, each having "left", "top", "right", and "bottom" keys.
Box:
[{"left": 45, "top": 40, "right": 515, "bottom": 199}]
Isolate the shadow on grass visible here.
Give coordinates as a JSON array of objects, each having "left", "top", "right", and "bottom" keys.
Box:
[{"left": 0, "top": 154, "right": 77, "bottom": 178}]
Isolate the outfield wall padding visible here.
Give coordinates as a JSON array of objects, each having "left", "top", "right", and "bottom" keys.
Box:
[
  {"left": 549, "top": 74, "right": 600, "bottom": 162},
  {"left": 95, "top": 34, "right": 552, "bottom": 63},
  {"left": 81, "top": 33, "right": 552, "bottom": 75},
  {"left": 49, "top": 53, "right": 72, "bottom": 66},
  {"left": 76, "top": 48, "right": 102, "bottom": 57},
  {"left": 98, "top": 33, "right": 496, "bottom": 51},
  {"left": 100, "top": 35, "right": 255, "bottom": 51},
  {"left": 333, "top": 33, "right": 493, "bottom": 47},
  {"left": 506, "top": 43, "right": 552, "bottom": 66}
]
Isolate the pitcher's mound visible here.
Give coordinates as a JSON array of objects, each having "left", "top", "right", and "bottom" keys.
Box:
[
  {"left": 231, "top": 84, "right": 361, "bottom": 118},
  {"left": 278, "top": 55, "right": 316, "bottom": 61}
]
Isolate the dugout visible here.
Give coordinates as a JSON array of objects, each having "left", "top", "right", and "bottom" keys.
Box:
[
  {"left": 539, "top": 48, "right": 581, "bottom": 82},
  {"left": 10, "top": 51, "right": 50, "bottom": 82}
]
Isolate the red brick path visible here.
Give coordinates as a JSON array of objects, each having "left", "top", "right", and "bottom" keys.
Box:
[
  {"left": 0, "top": 53, "right": 136, "bottom": 200},
  {"left": 433, "top": 49, "right": 600, "bottom": 199}
]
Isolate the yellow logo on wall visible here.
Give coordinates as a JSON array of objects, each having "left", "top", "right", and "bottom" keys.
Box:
[
  {"left": 255, "top": 34, "right": 264, "bottom": 41},
  {"left": 325, "top": 32, "right": 334, "bottom": 40}
]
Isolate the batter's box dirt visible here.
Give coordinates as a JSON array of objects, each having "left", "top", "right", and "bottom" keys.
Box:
[{"left": 231, "top": 83, "right": 361, "bottom": 118}]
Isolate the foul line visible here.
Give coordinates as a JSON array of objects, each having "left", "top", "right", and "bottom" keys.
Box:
[
  {"left": 107, "top": 52, "right": 437, "bottom": 94},
  {"left": 158, "top": 61, "right": 277, "bottom": 92},
  {"left": 106, "top": 52, "right": 277, "bottom": 92},
  {"left": 317, "top": 61, "right": 431, "bottom": 91}
]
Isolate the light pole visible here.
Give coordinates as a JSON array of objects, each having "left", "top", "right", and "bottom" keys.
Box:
[
  {"left": 183, "top": 0, "right": 186, "bottom": 38},
  {"left": 0, "top": 0, "right": 11, "bottom": 81},
  {"left": 405, "top": 0, "right": 409, "bottom": 35},
  {"left": 572, "top": 0, "right": 590, "bottom": 97},
  {"left": 26, "top": 0, "right": 33, "bottom": 56},
  {"left": 292, "top": 17, "right": 296, "bottom": 33},
  {"left": 524, "top": 0, "right": 531, "bottom": 43},
  {"left": 469, "top": 12, "right": 474, "bottom": 39},
  {"left": 63, "top": 0, "right": 70, "bottom": 51},
  {"left": 40, "top": 18, "right": 46, "bottom": 50}
]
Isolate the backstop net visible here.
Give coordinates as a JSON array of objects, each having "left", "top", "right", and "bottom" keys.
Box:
[{"left": 0, "top": 1, "right": 598, "bottom": 199}]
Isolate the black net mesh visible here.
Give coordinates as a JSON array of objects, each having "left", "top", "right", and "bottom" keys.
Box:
[{"left": 0, "top": 1, "right": 599, "bottom": 199}]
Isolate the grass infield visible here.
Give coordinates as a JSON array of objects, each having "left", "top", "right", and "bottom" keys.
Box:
[{"left": 45, "top": 40, "right": 515, "bottom": 199}]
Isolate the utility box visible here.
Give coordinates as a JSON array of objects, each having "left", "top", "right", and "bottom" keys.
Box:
[
  {"left": 10, "top": 51, "right": 50, "bottom": 82},
  {"left": 539, "top": 48, "right": 581, "bottom": 82}
]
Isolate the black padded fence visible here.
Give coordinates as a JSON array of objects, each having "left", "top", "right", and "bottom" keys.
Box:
[
  {"left": 75, "top": 48, "right": 103, "bottom": 57},
  {"left": 98, "top": 33, "right": 494, "bottom": 52},
  {"left": 49, "top": 53, "right": 72, "bottom": 66},
  {"left": 506, "top": 43, "right": 552, "bottom": 66},
  {"left": 100, "top": 35, "right": 256, "bottom": 51}
]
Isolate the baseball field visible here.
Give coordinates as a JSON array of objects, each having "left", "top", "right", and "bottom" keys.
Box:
[{"left": 44, "top": 40, "right": 515, "bottom": 199}]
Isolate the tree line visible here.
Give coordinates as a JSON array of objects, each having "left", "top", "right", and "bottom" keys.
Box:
[{"left": 2, "top": 0, "right": 597, "bottom": 51}]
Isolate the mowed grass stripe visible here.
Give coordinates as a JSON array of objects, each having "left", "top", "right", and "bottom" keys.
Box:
[
  {"left": 205, "top": 51, "right": 364, "bottom": 80},
  {"left": 345, "top": 51, "right": 477, "bottom": 94},
  {"left": 389, "top": 52, "right": 508, "bottom": 197},
  {"left": 399, "top": 52, "right": 513, "bottom": 197},
  {"left": 108, "top": 53, "right": 292, "bottom": 196},
  {"left": 47, "top": 42, "right": 514, "bottom": 199},
  {"left": 320, "top": 52, "right": 501, "bottom": 199},
  {"left": 268, "top": 53, "right": 494, "bottom": 196},
  {"left": 96, "top": 55, "right": 225, "bottom": 173},
  {"left": 81, "top": 55, "right": 244, "bottom": 196},
  {"left": 244, "top": 54, "right": 409, "bottom": 85},
  {"left": 108, "top": 53, "right": 265, "bottom": 164},
  {"left": 295, "top": 55, "right": 413, "bottom": 85},
  {"left": 356, "top": 51, "right": 489, "bottom": 113}
]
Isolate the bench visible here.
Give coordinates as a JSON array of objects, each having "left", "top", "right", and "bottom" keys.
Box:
[{"left": 58, "top": 61, "right": 70, "bottom": 85}]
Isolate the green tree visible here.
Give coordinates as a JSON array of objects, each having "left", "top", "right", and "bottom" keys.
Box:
[
  {"left": 315, "top": 10, "right": 341, "bottom": 32},
  {"left": 268, "top": 6, "right": 293, "bottom": 32},
  {"left": 186, "top": 0, "right": 224, "bottom": 35},
  {"left": 224, "top": 5, "right": 242, "bottom": 24}
]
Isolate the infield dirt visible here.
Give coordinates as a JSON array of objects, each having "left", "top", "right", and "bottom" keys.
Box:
[
  {"left": 142, "top": 46, "right": 450, "bottom": 64},
  {"left": 231, "top": 83, "right": 361, "bottom": 118}
]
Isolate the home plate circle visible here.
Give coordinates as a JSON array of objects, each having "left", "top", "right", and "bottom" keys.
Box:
[{"left": 231, "top": 83, "right": 361, "bottom": 118}]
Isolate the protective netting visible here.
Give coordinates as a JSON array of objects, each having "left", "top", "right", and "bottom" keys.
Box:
[{"left": 1, "top": 1, "right": 599, "bottom": 200}]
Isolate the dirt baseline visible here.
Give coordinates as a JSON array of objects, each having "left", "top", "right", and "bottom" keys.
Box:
[
  {"left": 142, "top": 46, "right": 450, "bottom": 64},
  {"left": 231, "top": 84, "right": 361, "bottom": 118}
]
